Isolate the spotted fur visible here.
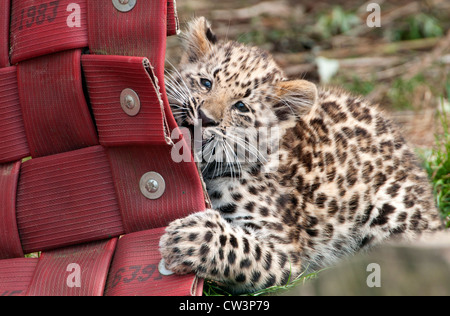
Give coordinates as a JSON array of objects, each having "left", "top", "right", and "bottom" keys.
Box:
[{"left": 159, "top": 17, "right": 444, "bottom": 294}]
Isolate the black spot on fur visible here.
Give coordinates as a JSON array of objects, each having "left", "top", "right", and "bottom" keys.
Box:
[
  {"left": 322, "top": 101, "right": 347, "bottom": 123},
  {"left": 218, "top": 203, "right": 237, "bottom": 213},
  {"left": 251, "top": 271, "right": 261, "bottom": 283},
  {"left": 205, "top": 221, "right": 217, "bottom": 228},
  {"left": 248, "top": 186, "right": 258, "bottom": 195},
  {"left": 229, "top": 235, "right": 239, "bottom": 248},
  {"left": 403, "top": 194, "right": 415, "bottom": 208},
  {"left": 200, "top": 244, "right": 210, "bottom": 256},
  {"left": 375, "top": 116, "right": 388, "bottom": 136},
  {"left": 254, "top": 245, "right": 262, "bottom": 261},
  {"left": 373, "top": 172, "right": 387, "bottom": 192},
  {"left": 244, "top": 201, "right": 255, "bottom": 212},
  {"left": 219, "top": 235, "right": 227, "bottom": 246},
  {"left": 409, "top": 210, "right": 422, "bottom": 231},
  {"left": 243, "top": 237, "right": 250, "bottom": 254},
  {"left": 227, "top": 250, "right": 237, "bottom": 265},
  {"left": 188, "top": 233, "right": 198, "bottom": 241},
  {"left": 263, "top": 253, "right": 272, "bottom": 270},
  {"left": 235, "top": 273, "right": 246, "bottom": 283},
  {"left": 397, "top": 212, "right": 407, "bottom": 222},
  {"left": 231, "top": 193, "right": 243, "bottom": 202},
  {"left": 280, "top": 270, "right": 291, "bottom": 285},
  {"left": 259, "top": 206, "right": 269, "bottom": 216},
  {"left": 392, "top": 223, "right": 407, "bottom": 235},
  {"left": 263, "top": 274, "right": 276, "bottom": 288},
  {"left": 306, "top": 229, "right": 318, "bottom": 237},
  {"left": 276, "top": 194, "right": 291, "bottom": 209},
  {"left": 240, "top": 259, "right": 252, "bottom": 269},
  {"left": 315, "top": 193, "right": 327, "bottom": 208},
  {"left": 210, "top": 268, "right": 219, "bottom": 276},
  {"left": 346, "top": 161, "right": 358, "bottom": 186},
  {"left": 359, "top": 235, "right": 374, "bottom": 247},
  {"left": 362, "top": 162, "right": 374, "bottom": 183},
  {"left": 206, "top": 28, "right": 218, "bottom": 44},
  {"left": 209, "top": 191, "right": 223, "bottom": 199},
  {"left": 278, "top": 252, "right": 288, "bottom": 269},
  {"left": 328, "top": 199, "right": 339, "bottom": 216},
  {"left": 204, "top": 231, "right": 213, "bottom": 242},
  {"left": 370, "top": 203, "right": 396, "bottom": 227},
  {"left": 323, "top": 224, "right": 334, "bottom": 239},
  {"left": 186, "top": 247, "right": 195, "bottom": 256},
  {"left": 223, "top": 265, "right": 230, "bottom": 277},
  {"left": 348, "top": 193, "right": 360, "bottom": 215},
  {"left": 386, "top": 183, "right": 401, "bottom": 198}
]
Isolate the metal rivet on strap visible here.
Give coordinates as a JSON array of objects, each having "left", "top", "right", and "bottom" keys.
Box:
[
  {"left": 120, "top": 88, "right": 140, "bottom": 116},
  {"left": 139, "top": 172, "right": 165, "bottom": 200},
  {"left": 112, "top": 0, "right": 137, "bottom": 12},
  {"left": 158, "top": 259, "right": 174, "bottom": 276}
]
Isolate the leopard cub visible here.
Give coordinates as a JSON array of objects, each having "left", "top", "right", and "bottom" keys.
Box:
[{"left": 159, "top": 17, "right": 444, "bottom": 294}]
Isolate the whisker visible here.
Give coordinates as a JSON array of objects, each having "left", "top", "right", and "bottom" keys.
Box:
[
  {"left": 223, "top": 138, "right": 242, "bottom": 181},
  {"left": 165, "top": 60, "right": 194, "bottom": 99},
  {"left": 225, "top": 132, "right": 268, "bottom": 164}
]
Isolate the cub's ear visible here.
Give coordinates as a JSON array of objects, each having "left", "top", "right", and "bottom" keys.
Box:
[
  {"left": 273, "top": 79, "right": 318, "bottom": 121},
  {"left": 180, "top": 17, "right": 217, "bottom": 64}
]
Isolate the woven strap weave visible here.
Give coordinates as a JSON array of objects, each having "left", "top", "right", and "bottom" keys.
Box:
[{"left": 0, "top": 0, "right": 205, "bottom": 296}]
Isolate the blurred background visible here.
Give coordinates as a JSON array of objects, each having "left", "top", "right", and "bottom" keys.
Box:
[
  {"left": 167, "top": 0, "right": 449, "bottom": 149},
  {"left": 167, "top": 0, "right": 450, "bottom": 296}
]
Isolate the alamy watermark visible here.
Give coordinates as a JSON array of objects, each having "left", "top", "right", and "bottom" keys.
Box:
[
  {"left": 367, "top": 3, "right": 381, "bottom": 28},
  {"left": 66, "top": 263, "right": 81, "bottom": 288},
  {"left": 66, "top": 3, "right": 81, "bottom": 28},
  {"left": 366, "top": 263, "right": 381, "bottom": 288}
]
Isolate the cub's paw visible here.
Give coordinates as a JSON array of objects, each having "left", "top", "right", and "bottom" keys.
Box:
[{"left": 159, "top": 210, "right": 220, "bottom": 275}]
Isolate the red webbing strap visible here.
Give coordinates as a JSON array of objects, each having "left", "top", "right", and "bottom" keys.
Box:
[
  {"left": 167, "top": 0, "right": 180, "bottom": 37},
  {"left": 0, "top": 0, "right": 10, "bottom": 68},
  {"left": 0, "top": 258, "right": 38, "bottom": 296},
  {"left": 9, "top": 0, "right": 88, "bottom": 64},
  {"left": 81, "top": 54, "right": 169, "bottom": 146},
  {"left": 86, "top": 0, "right": 180, "bottom": 132},
  {"left": 84, "top": 0, "right": 206, "bottom": 295},
  {"left": 104, "top": 228, "right": 203, "bottom": 296},
  {"left": 9, "top": 0, "right": 178, "bottom": 64},
  {"left": 26, "top": 238, "right": 117, "bottom": 296},
  {"left": 16, "top": 146, "right": 124, "bottom": 254},
  {"left": 0, "top": 0, "right": 205, "bottom": 296},
  {"left": 0, "top": 161, "right": 23, "bottom": 259},
  {"left": 87, "top": 0, "right": 166, "bottom": 78},
  {"left": 0, "top": 66, "right": 30, "bottom": 163},
  {"left": 17, "top": 49, "right": 98, "bottom": 158}
]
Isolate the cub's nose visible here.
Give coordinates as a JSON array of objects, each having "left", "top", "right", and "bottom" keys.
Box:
[{"left": 198, "top": 109, "right": 218, "bottom": 127}]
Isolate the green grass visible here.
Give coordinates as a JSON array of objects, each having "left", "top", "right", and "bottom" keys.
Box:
[
  {"left": 24, "top": 252, "right": 40, "bottom": 258},
  {"left": 237, "top": 19, "right": 314, "bottom": 53},
  {"left": 422, "top": 99, "right": 450, "bottom": 226},
  {"left": 332, "top": 73, "right": 440, "bottom": 111},
  {"left": 334, "top": 76, "right": 376, "bottom": 97},
  {"left": 391, "top": 13, "right": 444, "bottom": 42},
  {"left": 387, "top": 74, "right": 428, "bottom": 110},
  {"left": 314, "top": 6, "right": 360, "bottom": 39}
]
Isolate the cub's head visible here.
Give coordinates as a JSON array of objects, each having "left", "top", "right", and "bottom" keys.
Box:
[{"left": 166, "top": 17, "right": 318, "bottom": 178}]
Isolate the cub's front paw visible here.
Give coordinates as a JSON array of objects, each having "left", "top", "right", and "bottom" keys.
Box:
[{"left": 159, "top": 210, "right": 219, "bottom": 275}]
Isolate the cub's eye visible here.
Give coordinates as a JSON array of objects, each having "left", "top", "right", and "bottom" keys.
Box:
[
  {"left": 234, "top": 101, "right": 249, "bottom": 113},
  {"left": 200, "top": 78, "right": 212, "bottom": 90}
]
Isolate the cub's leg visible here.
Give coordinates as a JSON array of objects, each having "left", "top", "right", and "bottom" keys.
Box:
[{"left": 159, "top": 210, "right": 295, "bottom": 294}]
